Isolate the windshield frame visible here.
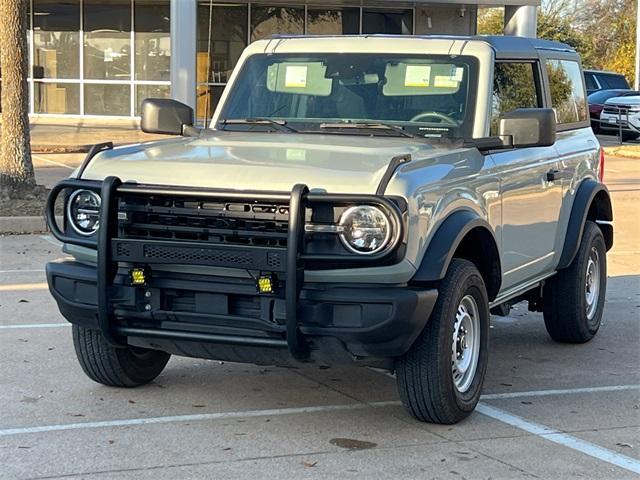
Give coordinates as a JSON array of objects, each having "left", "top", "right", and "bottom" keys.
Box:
[{"left": 215, "top": 52, "right": 480, "bottom": 140}]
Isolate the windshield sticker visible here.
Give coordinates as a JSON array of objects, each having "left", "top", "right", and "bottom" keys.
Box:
[
  {"left": 454, "top": 67, "right": 464, "bottom": 81},
  {"left": 286, "top": 148, "right": 306, "bottom": 161},
  {"left": 433, "top": 76, "right": 459, "bottom": 88},
  {"left": 285, "top": 65, "right": 308, "bottom": 88},
  {"left": 404, "top": 65, "right": 431, "bottom": 87}
]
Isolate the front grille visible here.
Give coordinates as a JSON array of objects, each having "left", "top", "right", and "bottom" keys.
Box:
[
  {"left": 143, "top": 244, "right": 254, "bottom": 266},
  {"left": 117, "top": 193, "right": 289, "bottom": 248},
  {"left": 603, "top": 105, "right": 631, "bottom": 115}
]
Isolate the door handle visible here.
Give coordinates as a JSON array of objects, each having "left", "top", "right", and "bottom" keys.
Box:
[{"left": 546, "top": 169, "right": 560, "bottom": 181}]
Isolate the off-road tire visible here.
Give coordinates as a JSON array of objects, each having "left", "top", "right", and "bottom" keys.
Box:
[
  {"left": 396, "top": 259, "right": 490, "bottom": 424},
  {"left": 543, "top": 221, "right": 607, "bottom": 343},
  {"left": 73, "top": 325, "right": 170, "bottom": 387}
]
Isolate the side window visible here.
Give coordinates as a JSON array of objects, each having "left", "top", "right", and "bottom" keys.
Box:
[
  {"left": 584, "top": 73, "right": 597, "bottom": 91},
  {"left": 545, "top": 59, "right": 588, "bottom": 125},
  {"left": 601, "top": 74, "right": 629, "bottom": 89},
  {"left": 491, "top": 62, "right": 539, "bottom": 135}
]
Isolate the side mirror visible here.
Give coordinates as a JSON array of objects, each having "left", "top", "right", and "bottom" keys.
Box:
[
  {"left": 499, "top": 108, "right": 556, "bottom": 148},
  {"left": 140, "top": 98, "right": 194, "bottom": 135}
]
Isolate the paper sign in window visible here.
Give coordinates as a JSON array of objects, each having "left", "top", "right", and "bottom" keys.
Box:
[
  {"left": 404, "top": 65, "right": 431, "bottom": 87},
  {"left": 285, "top": 65, "right": 308, "bottom": 88},
  {"left": 434, "top": 76, "right": 459, "bottom": 88}
]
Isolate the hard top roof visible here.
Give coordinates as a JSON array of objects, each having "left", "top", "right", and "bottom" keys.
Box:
[{"left": 265, "top": 34, "right": 577, "bottom": 60}]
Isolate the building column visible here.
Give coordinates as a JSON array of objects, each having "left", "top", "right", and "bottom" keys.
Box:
[
  {"left": 504, "top": 5, "right": 537, "bottom": 38},
  {"left": 170, "top": 0, "right": 197, "bottom": 109}
]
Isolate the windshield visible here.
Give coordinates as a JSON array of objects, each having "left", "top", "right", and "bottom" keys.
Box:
[{"left": 218, "top": 53, "right": 479, "bottom": 139}]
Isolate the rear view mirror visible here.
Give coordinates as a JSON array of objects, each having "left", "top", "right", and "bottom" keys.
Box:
[
  {"left": 141, "top": 98, "right": 194, "bottom": 135},
  {"left": 499, "top": 108, "right": 556, "bottom": 148}
]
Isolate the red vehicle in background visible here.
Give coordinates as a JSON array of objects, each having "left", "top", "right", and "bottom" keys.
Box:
[{"left": 588, "top": 89, "right": 639, "bottom": 133}]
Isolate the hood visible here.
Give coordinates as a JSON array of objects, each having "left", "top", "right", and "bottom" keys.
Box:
[
  {"left": 605, "top": 96, "right": 640, "bottom": 106},
  {"left": 79, "top": 132, "right": 445, "bottom": 194}
]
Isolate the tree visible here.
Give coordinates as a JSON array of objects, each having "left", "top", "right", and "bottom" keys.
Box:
[
  {"left": 477, "top": 0, "right": 637, "bottom": 87},
  {"left": 0, "top": 0, "right": 35, "bottom": 188}
]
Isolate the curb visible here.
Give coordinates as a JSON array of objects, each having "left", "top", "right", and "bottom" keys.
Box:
[
  {"left": 31, "top": 144, "right": 92, "bottom": 154},
  {"left": 603, "top": 146, "right": 640, "bottom": 159},
  {"left": 0, "top": 216, "right": 62, "bottom": 235}
]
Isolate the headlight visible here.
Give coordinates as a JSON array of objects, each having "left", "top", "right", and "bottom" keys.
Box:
[
  {"left": 67, "top": 189, "right": 101, "bottom": 236},
  {"left": 338, "top": 205, "right": 392, "bottom": 255}
]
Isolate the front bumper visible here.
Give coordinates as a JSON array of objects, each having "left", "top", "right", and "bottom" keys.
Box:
[
  {"left": 47, "top": 259, "right": 437, "bottom": 362},
  {"left": 599, "top": 112, "right": 640, "bottom": 133}
]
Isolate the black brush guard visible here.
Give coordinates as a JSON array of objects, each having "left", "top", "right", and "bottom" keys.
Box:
[{"left": 46, "top": 176, "right": 404, "bottom": 361}]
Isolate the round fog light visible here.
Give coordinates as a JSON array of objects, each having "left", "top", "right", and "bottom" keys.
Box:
[
  {"left": 67, "top": 189, "right": 101, "bottom": 235},
  {"left": 338, "top": 205, "right": 391, "bottom": 255}
]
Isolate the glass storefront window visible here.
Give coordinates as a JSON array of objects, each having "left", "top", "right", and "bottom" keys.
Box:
[
  {"left": 251, "top": 5, "right": 304, "bottom": 42},
  {"left": 83, "top": 0, "right": 131, "bottom": 80},
  {"left": 34, "top": 82, "right": 80, "bottom": 114},
  {"left": 33, "top": 0, "right": 80, "bottom": 79},
  {"left": 362, "top": 9, "right": 413, "bottom": 34},
  {"left": 84, "top": 83, "right": 130, "bottom": 115},
  {"left": 135, "top": 1, "right": 170, "bottom": 81},
  {"left": 136, "top": 84, "right": 170, "bottom": 114},
  {"left": 196, "top": 84, "right": 224, "bottom": 121},
  {"left": 197, "top": 4, "right": 248, "bottom": 85},
  {"left": 307, "top": 7, "right": 359, "bottom": 35}
]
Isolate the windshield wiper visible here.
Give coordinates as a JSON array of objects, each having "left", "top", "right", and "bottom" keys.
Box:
[
  {"left": 219, "top": 118, "right": 298, "bottom": 133},
  {"left": 319, "top": 122, "right": 416, "bottom": 138}
]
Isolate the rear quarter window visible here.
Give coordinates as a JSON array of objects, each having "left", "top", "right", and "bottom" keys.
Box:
[
  {"left": 546, "top": 59, "right": 588, "bottom": 125},
  {"left": 599, "top": 73, "right": 630, "bottom": 89}
]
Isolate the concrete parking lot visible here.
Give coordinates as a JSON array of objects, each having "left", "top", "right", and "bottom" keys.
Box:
[{"left": 1, "top": 155, "right": 639, "bottom": 479}]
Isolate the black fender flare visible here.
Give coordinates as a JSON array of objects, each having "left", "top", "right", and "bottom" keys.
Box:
[
  {"left": 411, "top": 210, "right": 501, "bottom": 299},
  {"left": 557, "top": 179, "right": 613, "bottom": 270}
]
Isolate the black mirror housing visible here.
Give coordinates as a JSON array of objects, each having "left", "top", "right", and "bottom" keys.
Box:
[
  {"left": 140, "top": 98, "right": 194, "bottom": 135},
  {"left": 499, "top": 108, "right": 556, "bottom": 148}
]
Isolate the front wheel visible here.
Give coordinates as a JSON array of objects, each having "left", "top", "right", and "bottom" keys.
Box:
[
  {"left": 396, "top": 259, "right": 489, "bottom": 424},
  {"left": 72, "top": 325, "right": 171, "bottom": 387}
]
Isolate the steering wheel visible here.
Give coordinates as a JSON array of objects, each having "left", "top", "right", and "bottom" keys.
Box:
[{"left": 410, "top": 111, "right": 459, "bottom": 126}]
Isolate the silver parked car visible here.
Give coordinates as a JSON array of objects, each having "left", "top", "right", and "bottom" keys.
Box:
[{"left": 46, "top": 35, "right": 613, "bottom": 424}]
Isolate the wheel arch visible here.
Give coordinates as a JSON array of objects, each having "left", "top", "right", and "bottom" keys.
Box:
[
  {"left": 558, "top": 179, "right": 613, "bottom": 270},
  {"left": 411, "top": 210, "right": 502, "bottom": 301}
]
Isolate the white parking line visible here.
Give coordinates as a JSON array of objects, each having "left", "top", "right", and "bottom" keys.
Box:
[
  {"left": 476, "top": 403, "right": 640, "bottom": 475},
  {"left": 0, "top": 269, "right": 45, "bottom": 274},
  {"left": 0, "top": 283, "right": 49, "bottom": 292},
  {"left": 32, "top": 154, "right": 76, "bottom": 170},
  {"left": 0, "top": 401, "right": 401, "bottom": 437},
  {"left": 481, "top": 384, "right": 640, "bottom": 399},
  {"left": 0, "top": 323, "right": 69, "bottom": 330}
]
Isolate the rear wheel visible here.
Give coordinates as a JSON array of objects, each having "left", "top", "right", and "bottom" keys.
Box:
[
  {"left": 73, "top": 325, "right": 170, "bottom": 387},
  {"left": 396, "top": 259, "right": 489, "bottom": 424},
  {"left": 543, "top": 221, "right": 607, "bottom": 343}
]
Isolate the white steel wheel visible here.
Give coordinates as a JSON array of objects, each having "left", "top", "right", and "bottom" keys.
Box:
[
  {"left": 452, "top": 295, "right": 481, "bottom": 393},
  {"left": 585, "top": 247, "right": 601, "bottom": 323}
]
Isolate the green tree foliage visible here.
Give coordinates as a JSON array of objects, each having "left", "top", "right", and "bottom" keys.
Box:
[{"left": 477, "top": 0, "right": 637, "bottom": 86}]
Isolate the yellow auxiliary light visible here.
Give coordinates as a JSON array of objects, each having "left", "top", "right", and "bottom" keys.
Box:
[
  {"left": 256, "top": 274, "right": 275, "bottom": 294},
  {"left": 129, "top": 267, "right": 148, "bottom": 286}
]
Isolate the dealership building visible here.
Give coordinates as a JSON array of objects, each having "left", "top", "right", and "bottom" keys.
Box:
[{"left": 6, "top": 0, "right": 538, "bottom": 120}]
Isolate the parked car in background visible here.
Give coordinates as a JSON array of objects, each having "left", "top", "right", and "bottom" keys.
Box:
[
  {"left": 599, "top": 95, "right": 640, "bottom": 140},
  {"left": 588, "top": 89, "right": 639, "bottom": 132},
  {"left": 584, "top": 69, "right": 630, "bottom": 95}
]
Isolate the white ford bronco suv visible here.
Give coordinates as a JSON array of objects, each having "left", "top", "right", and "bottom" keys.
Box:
[{"left": 46, "top": 35, "right": 613, "bottom": 424}]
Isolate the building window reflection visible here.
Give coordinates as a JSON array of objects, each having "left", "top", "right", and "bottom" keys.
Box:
[
  {"left": 307, "top": 7, "right": 360, "bottom": 35},
  {"left": 135, "top": 1, "right": 171, "bottom": 81},
  {"left": 33, "top": 0, "right": 80, "bottom": 79},
  {"left": 83, "top": 0, "right": 131, "bottom": 80}
]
